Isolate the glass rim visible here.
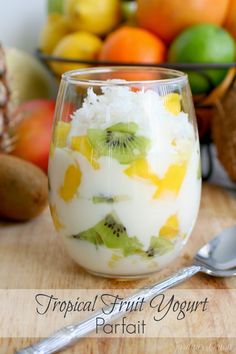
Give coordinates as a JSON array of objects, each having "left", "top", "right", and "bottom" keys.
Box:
[{"left": 61, "top": 66, "right": 188, "bottom": 86}]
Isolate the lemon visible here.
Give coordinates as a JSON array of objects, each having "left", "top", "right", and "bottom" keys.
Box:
[
  {"left": 64, "top": 0, "right": 121, "bottom": 36},
  {"left": 51, "top": 31, "right": 102, "bottom": 76},
  {"left": 39, "top": 14, "right": 71, "bottom": 55}
]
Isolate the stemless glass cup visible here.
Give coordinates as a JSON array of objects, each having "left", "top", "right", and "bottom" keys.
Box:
[{"left": 48, "top": 67, "right": 201, "bottom": 280}]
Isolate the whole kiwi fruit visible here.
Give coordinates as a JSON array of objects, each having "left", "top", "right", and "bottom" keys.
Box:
[{"left": 0, "top": 154, "right": 48, "bottom": 221}]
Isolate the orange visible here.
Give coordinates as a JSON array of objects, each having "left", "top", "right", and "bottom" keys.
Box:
[
  {"left": 224, "top": 0, "right": 236, "bottom": 40},
  {"left": 99, "top": 26, "right": 166, "bottom": 64},
  {"left": 137, "top": 0, "right": 230, "bottom": 44}
]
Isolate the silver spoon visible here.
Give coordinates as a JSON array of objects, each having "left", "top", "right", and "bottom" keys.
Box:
[{"left": 17, "top": 225, "right": 236, "bottom": 354}]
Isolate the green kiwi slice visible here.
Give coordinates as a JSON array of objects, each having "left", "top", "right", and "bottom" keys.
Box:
[
  {"left": 108, "top": 122, "right": 138, "bottom": 134},
  {"left": 87, "top": 122, "right": 150, "bottom": 164},
  {"left": 146, "top": 236, "right": 174, "bottom": 257},
  {"left": 73, "top": 213, "right": 143, "bottom": 256},
  {"left": 92, "top": 195, "right": 130, "bottom": 204},
  {"left": 73, "top": 228, "right": 103, "bottom": 247}
]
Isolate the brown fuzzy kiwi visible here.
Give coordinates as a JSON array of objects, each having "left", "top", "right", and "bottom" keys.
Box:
[
  {"left": 0, "top": 155, "right": 48, "bottom": 221},
  {"left": 212, "top": 76, "right": 236, "bottom": 182}
]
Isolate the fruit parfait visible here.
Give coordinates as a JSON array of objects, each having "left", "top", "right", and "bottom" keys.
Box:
[{"left": 49, "top": 67, "right": 201, "bottom": 279}]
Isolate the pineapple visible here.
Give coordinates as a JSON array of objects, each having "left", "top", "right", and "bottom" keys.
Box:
[{"left": 0, "top": 44, "right": 18, "bottom": 153}]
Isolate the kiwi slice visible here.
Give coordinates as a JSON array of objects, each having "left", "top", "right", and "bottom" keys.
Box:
[
  {"left": 73, "top": 228, "right": 103, "bottom": 247},
  {"left": 108, "top": 122, "right": 138, "bottom": 134},
  {"left": 146, "top": 236, "right": 174, "bottom": 257},
  {"left": 92, "top": 195, "right": 129, "bottom": 204},
  {"left": 73, "top": 213, "right": 143, "bottom": 256},
  {"left": 87, "top": 122, "right": 150, "bottom": 164}
]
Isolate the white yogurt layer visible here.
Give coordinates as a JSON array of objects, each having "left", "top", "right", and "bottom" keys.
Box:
[{"left": 49, "top": 85, "right": 201, "bottom": 277}]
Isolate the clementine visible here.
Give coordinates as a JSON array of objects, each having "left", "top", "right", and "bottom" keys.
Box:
[
  {"left": 224, "top": 0, "right": 236, "bottom": 40},
  {"left": 99, "top": 26, "right": 166, "bottom": 64},
  {"left": 137, "top": 0, "right": 230, "bottom": 44}
]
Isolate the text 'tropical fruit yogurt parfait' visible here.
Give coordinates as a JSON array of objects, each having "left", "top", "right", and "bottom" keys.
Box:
[{"left": 49, "top": 67, "right": 201, "bottom": 279}]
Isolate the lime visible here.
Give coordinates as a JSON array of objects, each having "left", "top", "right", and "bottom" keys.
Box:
[
  {"left": 48, "top": 0, "right": 64, "bottom": 14},
  {"left": 168, "top": 24, "right": 235, "bottom": 94}
]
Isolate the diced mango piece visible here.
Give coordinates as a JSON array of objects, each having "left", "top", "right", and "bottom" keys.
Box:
[
  {"left": 163, "top": 93, "right": 181, "bottom": 116},
  {"left": 153, "top": 162, "right": 187, "bottom": 198},
  {"left": 54, "top": 122, "right": 71, "bottom": 147},
  {"left": 59, "top": 163, "right": 81, "bottom": 202},
  {"left": 124, "top": 158, "right": 160, "bottom": 185},
  {"left": 108, "top": 253, "right": 123, "bottom": 268},
  {"left": 49, "top": 204, "right": 64, "bottom": 231},
  {"left": 159, "top": 215, "right": 179, "bottom": 239},
  {"left": 124, "top": 159, "right": 187, "bottom": 199},
  {"left": 71, "top": 136, "right": 100, "bottom": 170}
]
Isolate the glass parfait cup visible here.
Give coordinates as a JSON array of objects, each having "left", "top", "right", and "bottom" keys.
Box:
[{"left": 48, "top": 67, "right": 201, "bottom": 280}]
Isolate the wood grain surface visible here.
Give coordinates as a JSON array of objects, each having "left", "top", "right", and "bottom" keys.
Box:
[{"left": 0, "top": 183, "right": 236, "bottom": 354}]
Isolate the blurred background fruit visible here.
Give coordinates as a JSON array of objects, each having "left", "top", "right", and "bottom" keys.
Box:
[
  {"left": 0, "top": 155, "right": 48, "bottom": 221},
  {"left": 168, "top": 24, "right": 235, "bottom": 94},
  {"left": 196, "top": 68, "right": 236, "bottom": 140},
  {"left": 39, "top": 14, "right": 71, "bottom": 54},
  {"left": 137, "top": 0, "right": 230, "bottom": 44},
  {"left": 48, "top": 0, "right": 64, "bottom": 14},
  {"left": 51, "top": 31, "right": 102, "bottom": 76},
  {"left": 99, "top": 26, "right": 166, "bottom": 64},
  {"left": 64, "top": 0, "right": 121, "bottom": 36},
  {"left": 6, "top": 47, "right": 55, "bottom": 103},
  {"left": 12, "top": 99, "right": 56, "bottom": 173},
  {"left": 121, "top": 0, "right": 137, "bottom": 25},
  {"left": 224, "top": 0, "right": 236, "bottom": 40},
  {"left": 212, "top": 77, "right": 236, "bottom": 182}
]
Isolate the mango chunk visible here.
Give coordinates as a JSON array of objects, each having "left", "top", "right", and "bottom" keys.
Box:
[
  {"left": 59, "top": 163, "right": 81, "bottom": 202},
  {"left": 124, "top": 159, "right": 187, "bottom": 199},
  {"left": 153, "top": 162, "right": 187, "bottom": 198},
  {"left": 163, "top": 93, "right": 181, "bottom": 116},
  {"left": 55, "top": 122, "right": 71, "bottom": 148},
  {"left": 124, "top": 158, "right": 160, "bottom": 185},
  {"left": 71, "top": 136, "right": 100, "bottom": 170},
  {"left": 108, "top": 253, "right": 123, "bottom": 268},
  {"left": 159, "top": 215, "right": 179, "bottom": 239},
  {"left": 49, "top": 204, "right": 64, "bottom": 231}
]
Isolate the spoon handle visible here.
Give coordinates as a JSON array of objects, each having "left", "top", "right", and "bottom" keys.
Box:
[{"left": 16, "top": 265, "right": 201, "bottom": 354}]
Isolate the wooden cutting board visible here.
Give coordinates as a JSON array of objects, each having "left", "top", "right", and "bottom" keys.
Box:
[{"left": 0, "top": 183, "right": 236, "bottom": 354}]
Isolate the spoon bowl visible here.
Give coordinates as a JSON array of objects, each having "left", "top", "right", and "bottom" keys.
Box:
[{"left": 194, "top": 225, "right": 236, "bottom": 276}]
